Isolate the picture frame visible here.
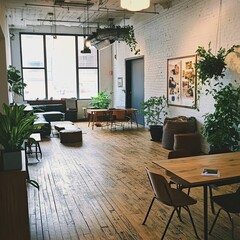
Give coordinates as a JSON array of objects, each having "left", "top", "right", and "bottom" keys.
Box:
[
  {"left": 117, "top": 77, "right": 123, "bottom": 87},
  {"left": 167, "top": 55, "right": 197, "bottom": 108}
]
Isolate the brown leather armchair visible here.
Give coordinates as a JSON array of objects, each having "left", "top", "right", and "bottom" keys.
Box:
[{"left": 162, "top": 116, "right": 201, "bottom": 155}]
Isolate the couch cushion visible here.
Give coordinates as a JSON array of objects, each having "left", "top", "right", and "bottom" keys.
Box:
[
  {"left": 45, "top": 104, "right": 65, "bottom": 112},
  {"left": 43, "top": 111, "right": 65, "bottom": 122},
  {"left": 174, "top": 133, "right": 201, "bottom": 155}
]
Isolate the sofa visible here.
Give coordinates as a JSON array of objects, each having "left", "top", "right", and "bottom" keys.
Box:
[{"left": 30, "top": 103, "right": 66, "bottom": 137}]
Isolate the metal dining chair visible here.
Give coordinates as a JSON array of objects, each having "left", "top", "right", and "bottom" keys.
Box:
[
  {"left": 143, "top": 168, "right": 200, "bottom": 240},
  {"left": 209, "top": 186, "right": 240, "bottom": 239}
]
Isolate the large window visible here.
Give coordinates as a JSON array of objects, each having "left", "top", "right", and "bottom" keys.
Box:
[{"left": 20, "top": 33, "right": 99, "bottom": 100}]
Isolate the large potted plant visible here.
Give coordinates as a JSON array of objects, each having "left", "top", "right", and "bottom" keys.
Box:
[
  {"left": 202, "top": 83, "right": 240, "bottom": 154},
  {"left": 0, "top": 103, "right": 41, "bottom": 170},
  {"left": 7, "top": 65, "right": 27, "bottom": 102},
  {"left": 141, "top": 95, "right": 168, "bottom": 141}
]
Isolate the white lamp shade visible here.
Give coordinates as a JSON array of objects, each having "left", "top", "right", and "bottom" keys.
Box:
[{"left": 120, "top": 0, "right": 150, "bottom": 11}]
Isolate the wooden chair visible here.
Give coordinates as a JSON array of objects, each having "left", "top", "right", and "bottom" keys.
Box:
[
  {"left": 110, "top": 110, "right": 128, "bottom": 129},
  {"left": 143, "top": 168, "right": 200, "bottom": 240},
  {"left": 209, "top": 186, "right": 240, "bottom": 239}
]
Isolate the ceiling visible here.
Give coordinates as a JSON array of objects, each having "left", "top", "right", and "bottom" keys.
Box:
[{"left": 5, "top": 0, "right": 172, "bottom": 30}]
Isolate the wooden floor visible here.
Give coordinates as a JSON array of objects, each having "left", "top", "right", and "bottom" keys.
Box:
[{"left": 27, "top": 122, "right": 240, "bottom": 240}]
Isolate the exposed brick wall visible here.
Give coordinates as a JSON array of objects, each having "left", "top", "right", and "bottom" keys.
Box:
[{"left": 112, "top": 0, "right": 240, "bottom": 152}]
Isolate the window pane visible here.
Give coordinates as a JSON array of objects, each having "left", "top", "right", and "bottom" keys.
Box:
[
  {"left": 21, "top": 35, "right": 44, "bottom": 67},
  {"left": 78, "top": 36, "right": 98, "bottom": 67},
  {"left": 79, "top": 69, "right": 98, "bottom": 99},
  {"left": 46, "top": 35, "right": 77, "bottom": 99},
  {"left": 23, "top": 69, "right": 46, "bottom": 100}
]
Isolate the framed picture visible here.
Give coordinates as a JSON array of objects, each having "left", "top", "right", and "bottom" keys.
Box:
[
  {"left": 167, "top": 55, "right": 197, "bottom": 108},
  {"left": 117, "top": 77, "right": 123, "bottom": 87}
]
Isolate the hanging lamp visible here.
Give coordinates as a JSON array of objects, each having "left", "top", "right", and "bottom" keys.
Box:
[{"left": 120, "top": 0, "right": 150, "bottom": 11}]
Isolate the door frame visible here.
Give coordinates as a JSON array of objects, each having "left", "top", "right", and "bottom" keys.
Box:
[{"left": 125, "top": 56, "right": 144, "bottom": 108}]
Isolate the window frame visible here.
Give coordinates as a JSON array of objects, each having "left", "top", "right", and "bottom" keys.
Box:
[{"left": 20, "top": 32, "right": 99, "bottom": 100}]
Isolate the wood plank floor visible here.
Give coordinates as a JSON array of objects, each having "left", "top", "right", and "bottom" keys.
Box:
[{"left": 27, "top": 122, "right": 240, "bottom": 240}]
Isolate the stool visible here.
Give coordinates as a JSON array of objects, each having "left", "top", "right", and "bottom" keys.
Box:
[
  {"left": 59, "top": 128, "right": 82, "bottom": 143},
  {"left": 25, "top": 136, "right": 42, "bottom": 160}
]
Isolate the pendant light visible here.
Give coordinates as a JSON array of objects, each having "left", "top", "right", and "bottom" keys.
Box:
[{"left": 120, "top": 0, "right": 150, "bottom": 11}]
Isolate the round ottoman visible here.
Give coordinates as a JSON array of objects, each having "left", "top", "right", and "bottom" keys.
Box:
[{"left": 59, "top": 128, "right": 82, "bottom": 143}]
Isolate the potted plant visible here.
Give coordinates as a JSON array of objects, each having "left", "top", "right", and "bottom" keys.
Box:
[
  {"left": 0, "top": 103, "right": 41, "bottom": 171},
  {"left": 7, "top": 65, "right": 27, "bottom": 102},
  {"left": 89, "top": 90, "right": 112, "bottom": 109},
  {"left": 141, "top": 95, "right": 168, "bottom": 141},
  {"left": 201, "top": 83, "right": 240, "bottom": 154}
]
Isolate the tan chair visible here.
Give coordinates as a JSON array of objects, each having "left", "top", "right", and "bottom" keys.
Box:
[
  {"left": 168, "top": 149, "right": 191, "bottom": 159},
  {"left": 209, "top": 186, "right": 240, "bottom": 239},
  {"left": 110, "top": 110, "right": 128, "bottom": 129},
  {"left": 143, "top": 168, "right": 199, "bottom": 240}
]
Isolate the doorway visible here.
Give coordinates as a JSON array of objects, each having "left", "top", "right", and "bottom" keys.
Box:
[{"left": 125, "top": 57, "right": 144, "bottom": 125}]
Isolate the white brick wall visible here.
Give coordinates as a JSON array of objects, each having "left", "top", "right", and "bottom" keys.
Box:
[{"left": 112, "top": 0, "right": 240, "bottom": 152}]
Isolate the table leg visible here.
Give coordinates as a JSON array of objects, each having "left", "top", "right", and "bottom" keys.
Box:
[
  {"left": 203, "top": 185, "right": 208, "bottom": 240},
  {"left": 88, "top": 113, "right": 92, "bottom": 127},
  {"left": 133, "top": 111, "right": 138, "bottom": 128},
  {"left": 92, "top": 113, "right": 96, "bottom": 130}
]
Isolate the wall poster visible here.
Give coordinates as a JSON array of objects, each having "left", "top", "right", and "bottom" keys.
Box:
[{"left": 167, "top": 55, "right": 197, "bottom": 108}]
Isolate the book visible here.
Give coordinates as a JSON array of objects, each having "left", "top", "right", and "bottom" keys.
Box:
[{"left": 201, "top": 168, "right": 220, "bottom": 177}]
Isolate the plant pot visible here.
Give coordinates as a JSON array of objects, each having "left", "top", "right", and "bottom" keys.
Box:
[
  {"left": 0, "top": 151, "right": 22, "bottom": 171},
  {"left": 149, "top": 125, "right": 163, "bottom": 142}
]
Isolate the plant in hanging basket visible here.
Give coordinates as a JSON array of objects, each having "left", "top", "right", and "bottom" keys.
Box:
[
  {"left": 195, "top": 43, "right": 240, "bottom": 87},
  {"left": 195, "top": 43, "right": 227, "bottom": 86},
  {"left": 122, "top": 25, "right": 140, "bottom": 55},
  {"left": 92, "top": 25, "right": 140, "bottom": 55}
]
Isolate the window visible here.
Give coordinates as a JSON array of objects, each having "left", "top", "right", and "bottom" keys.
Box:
[
  {"left": 78, "top": 36, "right": 98, "bottom": 99},
  {"left": 46, "top": 35, "right": 77, "bottom": 99},
  {"left": 20, "top": 34, "right": 99, "bottom": 100},
  {"left": 21, "top": 35, "right": 46, "bottom": 99}
]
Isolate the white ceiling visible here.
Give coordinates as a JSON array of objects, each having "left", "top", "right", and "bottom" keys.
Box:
[{"left": 5, "top": 0, "right": 172, "bottom": 29}]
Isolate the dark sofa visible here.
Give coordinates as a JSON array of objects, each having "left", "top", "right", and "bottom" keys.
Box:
[{"left": 29, "top": 102, "right": 66, "bottom": 137}]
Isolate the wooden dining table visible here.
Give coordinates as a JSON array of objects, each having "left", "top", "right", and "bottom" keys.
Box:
[
  {"left": 87, "top": 108, "right": 138, "bottom": 129},
  {"left": 153, "top": 151, "right": 240, "bottom": 240}
]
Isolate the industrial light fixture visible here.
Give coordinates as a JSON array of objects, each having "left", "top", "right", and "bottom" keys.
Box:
[
  {"left": 81, "top": 0, "right": 91, "bottom": 53},
  {"left": 120, "top": 0, "right": 150, "bottom": 11}
]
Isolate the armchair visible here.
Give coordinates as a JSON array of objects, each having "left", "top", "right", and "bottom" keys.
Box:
[{"left": 162, "top": 116, "right": 201, "bottom": 155}]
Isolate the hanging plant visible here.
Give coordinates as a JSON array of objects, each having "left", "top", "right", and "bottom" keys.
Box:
[
  {"left": 91, "top": 25, "right": 140, "bottom": 55},
  {"left": 195, "top": 43, "right": 240, "bottom": 87},
  {"left": 122, "top": 25, "right": 140, "bottom": 55},
  {"left": 195, "top": 43, "right": 227, "bottom": 87},
  {"left": 194, "top": 43, "right": 240, "bottom": 109}
]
